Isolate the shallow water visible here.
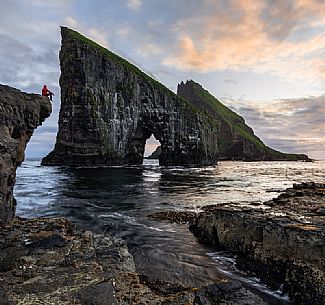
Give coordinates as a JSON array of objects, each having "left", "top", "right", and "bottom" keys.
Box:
[{"left": 15, "top": 159, "right": 325, "bottom": 304}]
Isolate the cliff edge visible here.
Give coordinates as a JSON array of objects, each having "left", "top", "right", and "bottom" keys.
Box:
[
  {"left": 42, "top": 27, "right": 219, "bottom": 167},
  {"left": 0, "top": 84, "right": 51, "bottom": 224}
]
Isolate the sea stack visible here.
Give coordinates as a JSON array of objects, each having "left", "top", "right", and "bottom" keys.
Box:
[
  {"left": 42, "top": 27, "right": 219, "bottom": 167},
  {"left": 0, "top": 84, "right": 51, "bottom": 224},
  {"left": 178, "top": 80, "right": 310, "bottom": 161}
]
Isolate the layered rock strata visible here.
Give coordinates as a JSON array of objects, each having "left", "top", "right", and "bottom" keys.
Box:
[
  {"left": 0, "top": 84, "right": 51, "bottom": 224},
  {"left": 178, "top": 80, "right": 310, "bottom": 161},
  {"left": 42, "top": 28, "right": 219, "bottom": 166},
  {"left": 190, "top": 182, "right": 325, "bottom": 305},
  {"left": 0, "top": 217, "right": 268, "bottom": 305}
]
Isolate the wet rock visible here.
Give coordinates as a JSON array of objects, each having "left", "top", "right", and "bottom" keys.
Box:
[
  {"left": 190, "top": 182, "right": 325, "bottom": 305},
  {"left": 74, "top": 281, "right": 116, "bottom": 305},
  {"left": 149, "top": 210, "right": 198, "bottom": 224},
  {"left": 0, "top": 84, "right": 51, "bottom": 224},
  {"left": 194, "top": 280, "right": 268, "bottom": 305},
  {"left": 139, "top": 275, "right": 190, "bottom": 296},
  {"left": 42, "top": 27, "right": 219, "bottom": 167}
]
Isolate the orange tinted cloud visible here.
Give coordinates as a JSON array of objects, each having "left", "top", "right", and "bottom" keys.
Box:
[{"left": 163, "top": 0, "right": 325, "bottom": 81}]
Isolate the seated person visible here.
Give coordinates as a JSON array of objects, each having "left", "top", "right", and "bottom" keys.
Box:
[{"left": 42, "top": 85, "right": 54, "bottom": 101}]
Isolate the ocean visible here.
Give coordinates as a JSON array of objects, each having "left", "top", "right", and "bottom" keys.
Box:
[{"left": 14, "top": 159, "right": 325, "bottom": 304}]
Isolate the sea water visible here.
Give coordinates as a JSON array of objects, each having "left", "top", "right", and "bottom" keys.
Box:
[{"left": 15, "top": 159, "right": 325, "bottom": 304}]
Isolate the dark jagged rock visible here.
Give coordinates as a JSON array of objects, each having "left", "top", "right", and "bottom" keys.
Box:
[
  {"left": 190, "top": 182, "right": 325, "bottom": 305},
  {"left": 149, "top": 210, "right": 198, "bottom": 224},
  {"left": 147, "top": 145, "right": 161, "bottom": 159},
  {"left": 178, "top": 80, "right": 310, "bottom": 161},
  {"left": 42, "top": 28, "right": 219, "bottom": 167},
  {"left": 0, "top": 84, "right": 51, "bottom": 224},
  {"left": 0, "top": 217, "right": 268, "bottom": 305}
]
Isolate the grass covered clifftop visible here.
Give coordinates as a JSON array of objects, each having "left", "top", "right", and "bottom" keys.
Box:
[{"left": 61, "top": 27, "right": 167, "bottom": 92}]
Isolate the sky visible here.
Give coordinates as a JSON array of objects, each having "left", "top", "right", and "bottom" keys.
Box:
[{"left": 0, "top": 0, "right": 324, "bottom": 159}]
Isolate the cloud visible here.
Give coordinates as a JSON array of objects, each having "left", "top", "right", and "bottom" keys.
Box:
[
  {"left": 224, "top": 79, "right": 238, "bottom": 85},
  {"left": 137, "top": 43, "right": 162, "bottom": 57},
  {"left": 117, "top": 26, "right": 132, "bottom": 38},
  {"left": 127, "top": 0, "right": 142, "bottom": 10},
  {"left": 65, "top": 17, "right": 109, "bottom": 48},
  {"left": 0, "top": 27, "right": 60, "bottom": 90},
  {"left": 162, "top": 0, "right": 325, "bottom": 82},
  {"left": 223, "top": 94, "right": 325, "bottom": 159},
  {"left": 25, "top": 0, "right": 72, "bottom": 9}
]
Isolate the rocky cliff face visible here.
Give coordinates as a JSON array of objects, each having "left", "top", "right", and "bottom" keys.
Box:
[
  {"left": 0, "top": 84, "right": 51, "bottom": 224},
  {"left": 42, "top": 28, "right": 219, "bottom": 167},
  {"left": 178, "top": 80, "right": 310, "bottom": 161}
]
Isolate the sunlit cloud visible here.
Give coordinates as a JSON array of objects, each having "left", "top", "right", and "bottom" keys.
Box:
[
  {"left": 65, "top": 17, "right": 109, "bottom": 48},
  {"left": 137, "top": 42, "right": 162, "bottom": 57},
  {"left": 163, "top": 0, "right": 325, "bottom": 82}
]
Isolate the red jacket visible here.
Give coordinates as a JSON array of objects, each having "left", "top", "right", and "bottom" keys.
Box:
[{"left": 42, "top": 87, "right": 50, "bottom": 96}]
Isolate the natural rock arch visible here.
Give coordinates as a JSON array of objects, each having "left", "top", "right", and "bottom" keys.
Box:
[{"left": 42, "top": 27, "right": 219, "bottom": 166}]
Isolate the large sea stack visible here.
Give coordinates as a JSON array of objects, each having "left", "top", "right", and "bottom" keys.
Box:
[
  {"left": 178, "top": 80, "right": 309, "bottom": 161},
  {"left": 0, "top": 84, "right": 51, "bottom": 224},
  {"left": 42, "top": 27, "right": 219, "bottom": 166}
]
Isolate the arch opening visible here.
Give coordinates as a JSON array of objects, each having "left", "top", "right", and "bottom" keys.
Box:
[
  {"left": 144, "top": 134, "right": 161, "bottom": 159},
  {"left": 125, "top": 124, "right": 164, "bottom": 165}
]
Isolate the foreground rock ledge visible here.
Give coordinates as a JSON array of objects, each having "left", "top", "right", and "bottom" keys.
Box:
[
  {"left": 190, "top": 182, "right": 325, "bottom": 305},
  {"left": 0, "top": 217, "right": 269, "bottom": 305},
  {"left": 0, "top": 84, "right": 51, "bottom": 224}
]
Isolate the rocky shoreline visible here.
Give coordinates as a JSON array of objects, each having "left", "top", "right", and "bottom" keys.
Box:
[
  {"left": 186, "top": 182, "right": 324, "bottom": 305},
  {"left": 0, "top": 216, "right": 271, "bottom": 305},
  {"left": 2, "top": 181, "right": 323, "bottom": 305}
]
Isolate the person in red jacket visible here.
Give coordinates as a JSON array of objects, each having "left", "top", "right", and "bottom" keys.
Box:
[{"left": 42, "top": 85, "right": 54, "bottom": 101}]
